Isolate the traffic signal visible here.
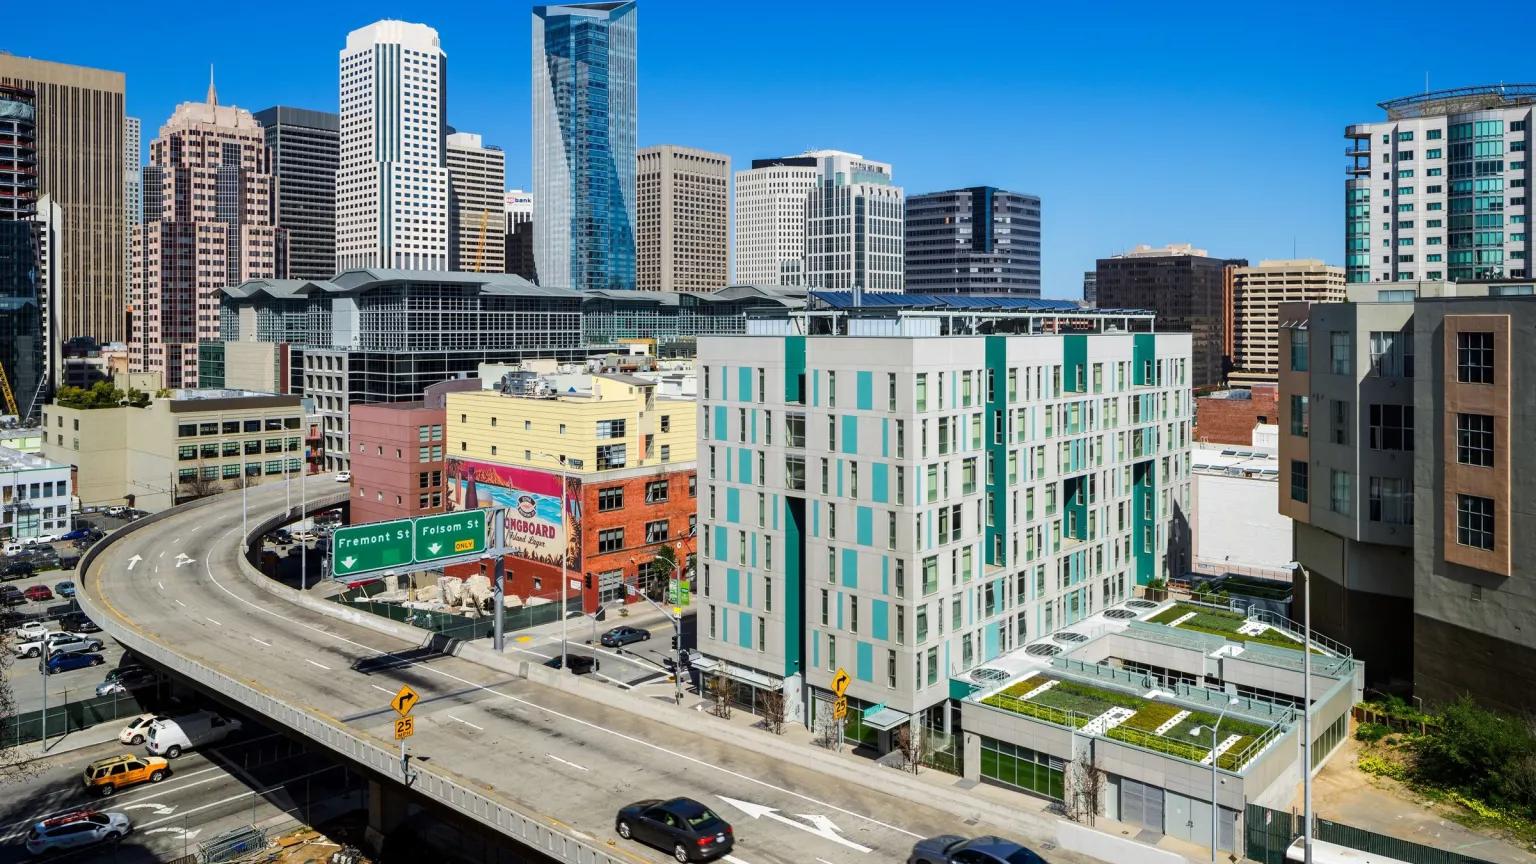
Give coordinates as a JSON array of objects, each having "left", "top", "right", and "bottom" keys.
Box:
[{"left": 671, "top": 635, "right": 679, "bottom": 650}]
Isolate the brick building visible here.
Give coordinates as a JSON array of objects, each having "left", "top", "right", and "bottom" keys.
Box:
[
  {"left": 347, "top": 379, "right": 479, "bottom": 525},
  {"left": 1194, "top": 384, "right": 1277, "bottom": 446}
]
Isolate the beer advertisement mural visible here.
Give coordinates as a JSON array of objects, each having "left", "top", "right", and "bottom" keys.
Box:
[{"left": 446, "top": 458, "right": 582, "bottom": 573}]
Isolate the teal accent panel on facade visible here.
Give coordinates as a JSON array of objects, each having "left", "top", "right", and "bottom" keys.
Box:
[
  {"left": 784, "top": 336, "right": 806, "bottom": 404},
  {"left": 784, "top": 497, "right": 804, "bottom": 677},
  {"left": 738, "top": 449, "right": 752, "bottom": 484},
  {"left": 1134, "top": 333, "right": 1156, "bottom": 385},
  {"left": 870, "top": 463, "right": 888, "bottom": 503},
  {"left": 750, "top": 410, "right": 757, "bottom": 444},
  {"left": 714, "top": 406, "right": 728, "bottom": 441},
  {"left": 722, "top": 609, "right": 729, "bottom": 642},
  {"left": 747, "top": 570, "right": 754, "bottom": 608},
  {"left": 773, "top": 494, "right": 780, "bottom": 530},
  {"left": 1063, "top": 334, "right": 1087, "bottom": 393},
  {"left": 984, "top": 336, "right": 1008, "bottom": 567},
  {"left": 813, "top": 370, "right": 820, "bottom": 406},
  {"left": 841, "top": 415, "right": 858, "bottom": 455},
  {"left": 856, "top": 506, "right": 873, "bottom": 546},
  {"left": 739, "top": 612, "right": 752, "bottom": 649},
  {"left": 726, "top": 568, "right": 741, "bottom": 604},
  {"left": 842, "top": 548, "right": 858, "bottom": 589},
  {"left": 751, "top": 534, "right": 758, "bottom": 568},
  {"left": 812, "top": 631, "right": 820, "bottom": 669},
  {"left": 812, "top": 501, "right": 819, "bottom": 537},
  {"left": 856, "top": 642, "right": 873, "bottom": 683},
  {"left": 871, "top": 600, "right": 889, "bottom": 640},
  {"left": 984, "top": 622, "right": 1000, "bottom": 660},
  {"left": 856, "top": 371, "right": 873, "bottom": 410},
  {"left": 726, "top": 488, "right": 740, "bottom": 523},
  {"left": 836, "top": 592, "right": 844, "bottom": 629},
  {"left": 738, "top": 367, "right": 752, "bottom": 403},
  {"left": 1133, "top": 460, "right": 1156, "bottom": 584},
  {"left": 950, "top": 678, "right": 980, "bottom": 700},
  {"left": 881, "top": 419, "right": 889, "bottom": 457},
  {"left": 713, "top": 526, "right": 728, "bottom": 561},
  {"left": 837, "top": 460, "right": 844, "bottom": 497}
]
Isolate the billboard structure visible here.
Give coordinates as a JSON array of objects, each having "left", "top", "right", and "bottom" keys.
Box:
[{"left": 446, "top": 458, "right": 582, "bottom": 572}]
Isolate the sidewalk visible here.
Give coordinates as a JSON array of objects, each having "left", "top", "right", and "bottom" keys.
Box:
[{"left": 15, "top": 720, "right": 124, "bottom": 762}]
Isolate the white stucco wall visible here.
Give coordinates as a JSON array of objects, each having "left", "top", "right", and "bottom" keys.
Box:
[{"left": 1192, "top": 472, "right": 1293, "bottom": 572}]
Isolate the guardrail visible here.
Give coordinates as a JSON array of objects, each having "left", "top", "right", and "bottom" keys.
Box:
[{"left": 76, "top": 487, "right": 632, "bottom": 864}]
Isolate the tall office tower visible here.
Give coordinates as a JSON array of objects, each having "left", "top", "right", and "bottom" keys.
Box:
[
  {"left": 0, "top": 84, "right": 44, "bottom": 419},
  {"left": 904, "top": 187, "right": 1041, "bottom": 295},
  {"left": 255, "top": 106, "right": 339, "bottom": 280},
  {"left": 1346, "top": 85, "right": 1534, "bottom": 284},
  {"left": 732, "top": 155, "right": 820, "bottom": 285},
  {"left": 337, "top": 20, "right": 449, "bottom": 272},
  {"left": 1227, "top": 259, "right": 1345, "bottom": 387},
  {"left": 804, "top": 150, "right": 904, "bottom": 293},
  {"left": 131, "top": 84, "right": 278, "bottom": 388},
  {"left": 446, "top": 132, "right": 506, "bottom": 273},
  {"left": 123, "top": 116, "right": 141, "bottom": 245},
  {"left": 533, "top": 2, "right": 637, "bottom": 291},
  {"left": 0, "top": 55, "right": 125, "bottom": 343},
  {"left": 504, "top": 189, "right": 537, "bottom": 281},
  {"left": 695, "top": 305, "right": 1191, "bottom": 728},
  {"left": 1278, "top": 279, "right": 1536, "bottom": 712},
  {"left": 1095, "top": 244, "right": 1246, "bottom": 390},
  {"left": 636, "top": 145, "right": 729, "bottom": 292},
  {"left": 1082, "top": 271, "right": 1097, "bottom": 306}
]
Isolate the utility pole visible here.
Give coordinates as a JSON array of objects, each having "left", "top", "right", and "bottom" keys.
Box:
[
  {"left": 39, "top": 637, "right": 49, "bottom": 750},
  {"left": 491, "top": 507, "right": 506, "bottom": 652},
  {"left": 1302, "top": 563, "right": 1313, "bottom": 864},
  {"left": 300, "top": 467, "right": 308, "bottom": 591}
]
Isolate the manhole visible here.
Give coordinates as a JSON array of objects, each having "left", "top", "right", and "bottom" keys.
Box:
[
  {"left": 1053, "top": 631, "right": 1088, "bottom": 643},
  {"left": 1105, "top": 608, "right": 1138, "bottom": 620},
  {"left": 970, "top": 667, "right": 1010, "bottom": 683},
  {"left": 1025, "top": 643, "right": 1062, "bottom": 657},
  {"left": 1125, "top": 599, "right": 1158, "bottom": 609}
]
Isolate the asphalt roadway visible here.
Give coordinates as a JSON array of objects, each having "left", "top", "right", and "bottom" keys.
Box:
[{"left": 82, "top": 476, "right": 1098, "bottom": 864}]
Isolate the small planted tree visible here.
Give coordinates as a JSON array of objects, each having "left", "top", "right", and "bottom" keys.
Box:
[
  {"left": 706, "top": 673, "right": 732, "bottom": 719},
  {"left": 1067, "top": 749, "right": 1107, "bottom": 825},
  {"left": 759, "top": 689, "right": 786, "bottom": 735},
  {"left": 893, "top": 724, "right": 921, "bottom": 774}
]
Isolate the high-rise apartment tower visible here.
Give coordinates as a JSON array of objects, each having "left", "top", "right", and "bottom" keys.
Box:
[{"left": 446, "top": 131, "right": 506, "bottom": 273}]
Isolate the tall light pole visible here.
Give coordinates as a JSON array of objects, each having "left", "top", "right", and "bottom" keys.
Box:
[
  {"left": 1285, "top": 560, "right": 1313, "bottom": 864},
  {"left": 534, "top": 452, "right": 569, "bottom": 670},
  {"left": 300, "top": 463, "right": 308, "bottom": 591},
  {"left": 626, "top": 583, "right": 683, "bottom": 705},
  {"left": 1190, "top": 695, "right": 1239, "bottom": 863}
]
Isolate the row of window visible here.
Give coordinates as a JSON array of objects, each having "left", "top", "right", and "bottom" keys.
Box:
[
  {"left": 1292, "top": 329, "right": 1495, "bottom": 384},
  {"left": 1290, "top": 462, "right": 1494, "bottom": 550},
  {"left": 177, "top": 417, "right": 300, "bottom": 437}
]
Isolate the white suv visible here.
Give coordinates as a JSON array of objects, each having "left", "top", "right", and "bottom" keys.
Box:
[
  {"left": 25, "top": 810, "right": 132, "bottom": 856},
  {"left": 13, "top": 631, "right": 104, "bottom": 659}
]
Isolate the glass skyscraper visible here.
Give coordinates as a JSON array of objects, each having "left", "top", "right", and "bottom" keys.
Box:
[{"left": 532, "top": 2, "right": 637, "bottom": 291}]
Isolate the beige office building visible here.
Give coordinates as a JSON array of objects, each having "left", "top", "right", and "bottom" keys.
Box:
[
  {"left": 636, "top": 145, "right": 729, "bottom": 292},
  {"left": 446, "top": 132, "right": 506, "bottom": 273},
  {"left": 1229, "top": 259, "right": 1345, "bottom": 387},
  {"left": 0, "top": 55, "right": 126, "bottom": 343}
]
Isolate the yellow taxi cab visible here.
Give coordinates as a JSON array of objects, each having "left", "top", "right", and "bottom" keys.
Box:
[{"left": 82, "top": 753, "right": 170, "bottom": 797}]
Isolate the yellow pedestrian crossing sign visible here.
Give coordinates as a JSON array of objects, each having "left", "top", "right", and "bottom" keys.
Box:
[
  {"left": 391, "top": 684, "right": 420, "bottom": 717},
  {"left": 831, "top": 667, "right": 850, "bottom": 697}
]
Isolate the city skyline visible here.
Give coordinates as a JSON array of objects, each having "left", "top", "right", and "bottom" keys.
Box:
[{"left": 11, "top": 2, "right": 1533, "bottom": 297}]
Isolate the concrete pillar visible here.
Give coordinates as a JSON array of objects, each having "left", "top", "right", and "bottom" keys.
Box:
[
  {"left": 962, "top": 732, "right": 981, "bottom": 782},
  {"left": 365, "top": 778, "right": 410, "bottom": 855}
]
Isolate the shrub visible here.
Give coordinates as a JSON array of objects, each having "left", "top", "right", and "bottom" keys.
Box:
[
  {"left": 1356, "top": 722, "right": 1390, "bottom": 743},
  {"left": 1358, "top": 752, "right": 1408, "bottom": 781},
  {"left": 1412, "top": 696, "right": 1536, "bottom": 819}
]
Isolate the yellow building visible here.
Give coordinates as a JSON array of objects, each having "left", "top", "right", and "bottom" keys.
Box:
[{"left": 447, "top": 374, "right": 696, "bottom": 474}]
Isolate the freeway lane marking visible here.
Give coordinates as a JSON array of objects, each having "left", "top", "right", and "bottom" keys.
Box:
[
  {"left": 449, "top": 716, "right": 484, "bottom": 731},
  {"left": 252, "top": 637, "right": 272, "bottom": 647},
  {"left": 136, "top": 765, "right": 343, "bottom": 831},
  {"left": 305, "top": 659, "right": 332, "bottom": 670},
  {"left": 157, "top": 581, "right": 165, "bottom": 591},
  {"left": 175, "top": 599, "right": 187, "bottom": 607},
  {"left": 716, "top": 796, "right": 871, "bottom": 853},
  {"left": 159, "top": 550, "right": 165, "bottom": 558},
  {"left": 371, "top": 684, "right": 394, "bottom": 694},
  {"left": 546, "top": 754, "right": 586, "bottom": 771},
  {"left": 127, "top": 554, "right": 142, "bottom": 570},
  {"left": 206, "top": 617, "right": 223, "bottom": 626}
]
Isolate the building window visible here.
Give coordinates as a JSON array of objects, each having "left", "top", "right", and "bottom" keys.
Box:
[
  {"left": 1456, "top": 413, "right": 1494, "bottom": 467},
  {"left": 1367, "top": 404, "right": 1414, "bottom": 451},
  {"left": 1289, "top": 395, "right": 1309, "bottom": 438},
  {"left": 1329, "top": 470, "right": 1352, "bottom": 516},
  {"left": 1289, "top": 329, "right": 1310, "bottom": 372},
  {"left": 660, "top": 445, "right": 670, "bottom": 462},
  {"left": 595, "top": 419, "right": 627, "bottom": 439},
  {"left": 1369, "top": 331, "right": 1414, "bottom": 377},
  {"left": 660, "top": 415, "right": 671, "bottom": 433},
  {"left": 644, "top": 520, "right": 669, "bottom": 544},
  {"left": 645, "top": 480, "right": 669, "bottom": 504},
  {"left": 596, "top": 444, "right": 627, "bottom": 470},
  {"left": 1290, "top": 460, "right": 1309, "bottom": 503},
  {"left": 1329, "top": 331, "right": 1352, "bottom": 375},
  {"left": 1368, "top": 476, "right": 1413, "bottom": 525},
  {"left": 1331, "top": 400, "right": 1350, "bottom": 445},
  {"left": 597, "top": 528, "right": 624, "bottom": 554},
  {"left": 1456, "top": 332, "right": 1494, "bottom": 384},
  {"left": 597, "top": 487, "right": 624, "bottom": 511},
  {"left": 1456, "top": 494, "right": 1495, "bottom": 550}
]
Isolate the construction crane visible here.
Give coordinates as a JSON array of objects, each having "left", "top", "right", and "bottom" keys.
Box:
[
  {"left": 0, "top": 362, "right": 19, "bottom": 418},
  {"left": 473, "top": 210, "right": 489, "bottom": 273}
]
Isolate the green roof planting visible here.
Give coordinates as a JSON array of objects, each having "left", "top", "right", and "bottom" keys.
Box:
[{"left": 1148, "top": 602, "right": 1322, "bottom": 653}]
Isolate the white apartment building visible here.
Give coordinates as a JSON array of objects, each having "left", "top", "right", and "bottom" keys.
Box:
[
  {"left": 124, "top": 116, "right": 141, "bottom": 243},
  {"left": 0, "top": 446, "right": 73, "bottom": 542},
  {"left": 694, "top": 307, "right": 1192, "bottom": 741},
  {"left": 336, "top": 20, "right": 449, "bottom": 272},
  {"left": 636, "top": 145, "right": 729, "bottom": 292},
  {"left": 446, "top": 131, "right": 506, "bottom": 273},
  {"left": 733, "top": 155, "right": 821, "bottom": 285},
  {"left": 1345, "top": 84, "right": 1534, "bottom": 284},
  {"left": 804, "top": 151, "right": 904, "bottom": 293}
]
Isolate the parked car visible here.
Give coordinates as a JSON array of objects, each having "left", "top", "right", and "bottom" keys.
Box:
[
  {"left": 7, "top": 619, "right": 49, "bottom": 640},
  {"left": 57, "top": 529, "right": 90, "bottom": 542},
  {"left": 334, "top": 471, "right": 351, "bottom": 482},
  {"left": 615, "top": 797, "right": 734, "bottom": 862},
  {"left": 43, "top": 651, "right": 105, "bottom": 675},
  {"left": 545, "top": 653, "right": 600, "bottom": 675},
  {"left": 290, "top": 530, "right": 318, "bottom": 543},
  {"left": 104, "top": 506, "right": 129, "bottom": 517},
  {"left": 61, "top": 612, "right": 101, "bottom": 633},
  {"left": 907, "top": 835, "right": 1050, "bottom": 864},
  {"left": 601, "top": 626, "right": 651, "bottom": 648},
  {"left": 97, "top": 666, "right": 157, "bottom": 696},
  {"left": 2, "top": 561, "right": 34, "bottom": 580},
  {"left": 146, "top": 711, "right": 243, "bottom": 758},
  {"left": 24, "top": 809, "right": 132, "bottom": 856},
  {"left": 54, "top": 581, "right": 76, "bottom": 598},
  {"left": 0, "top": 585, "right": 25, "bottom": 606},
  {"left": 13, "top": 630, "right": 104, "bottom": 658},
  {"left": 25, "top": 584, "right": 54, "bottom": 602},
  {"left": 118, "top": 714, "right": 167, "bottom": 746},
  {"left": 58, "top": 554, "right": 81, "bottom": 570},
  {"left": 270, "top": 529, "right": 293, "bottom": 545},
  {"left": 83, "top": 754, "right": 170, "bottom": 797}
]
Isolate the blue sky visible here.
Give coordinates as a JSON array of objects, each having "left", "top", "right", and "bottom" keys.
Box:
[{"left": 9, "top": 0, "right": 1535, "bottom": 297}]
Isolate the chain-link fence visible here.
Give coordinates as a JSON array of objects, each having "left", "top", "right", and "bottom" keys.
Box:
[
  {"left": 0, "top": 687, "right": 160, "bottom": 748},
  {"left": 1244, "top": 804, "right": 1500, "bottom": 864},
  {"left": 328, "top": 584, "right": 563, "bottom": 641}
]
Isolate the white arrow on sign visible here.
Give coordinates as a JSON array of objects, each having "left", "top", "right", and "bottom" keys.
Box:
[
  {"left": 427, "top": 542, "right": 442, "bottom": 555},
  {"left": 340, "top": 556, "right": 357, "bottom": 568},
  {"left": 127, "top": 554, "right": 142, "bottom": 570},
  {"left": 122, "top": 802, "right": 177, "bottom": 816},
  {"left": 144, "top": 827, "right": 202, "bottom": 840},
  {"left": 715, "top": 796, "right": 871, "bottom": 853}
]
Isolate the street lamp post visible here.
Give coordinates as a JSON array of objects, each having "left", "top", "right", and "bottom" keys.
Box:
[
  {"left": 626, "top": 583, "right": 683, "bottom": 705},
  {"left": 1189, "top": 697, "right": 1237, "bottom": 864},
  {"left": 1285, "top": 560, "right": 1313, "bottom": 864},
  {"left": 533, "top": 452, "right": 569, "bottom": 671}
]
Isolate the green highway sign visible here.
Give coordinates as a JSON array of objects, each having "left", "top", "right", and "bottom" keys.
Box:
[
  {"left": 413, "top": 509, "right": 489, "bottom": 564},
  {"left": 332, "top": 519, "right": 414, "bottom": 577}
]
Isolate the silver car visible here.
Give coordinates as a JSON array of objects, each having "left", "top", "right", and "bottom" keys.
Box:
[{"left": 25, "top": 809, "right": 132, "bottom": 856}]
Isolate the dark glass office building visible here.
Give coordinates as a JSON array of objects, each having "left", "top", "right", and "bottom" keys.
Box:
[
  {"left": 904, "top": 187, "right": 1042, "bottom": 295},
  {"left": 0, "top": 84, "right": 43, "bottom": 420}
]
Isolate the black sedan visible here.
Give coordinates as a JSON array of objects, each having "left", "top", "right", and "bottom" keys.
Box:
[
  {"left": 600, "top": 626, "right": 651, "bottom": 648},
  {"left": 908, "top": 835, "right": 1049, "bottom": 864},
  {"left": 616, "top": 797, "right": 733, "bottom": 862}
]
